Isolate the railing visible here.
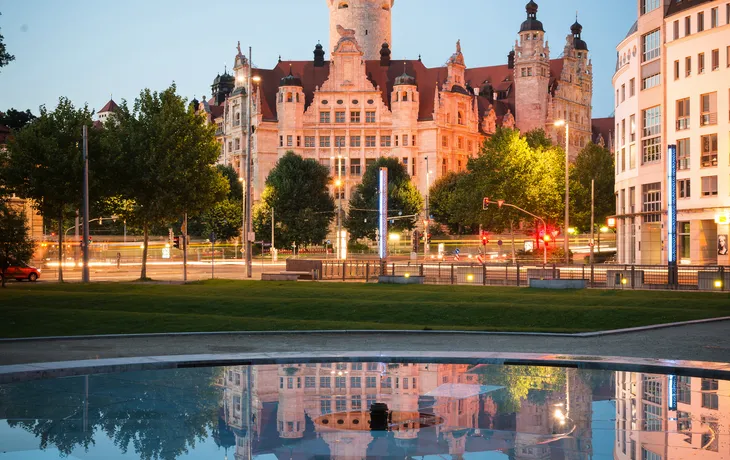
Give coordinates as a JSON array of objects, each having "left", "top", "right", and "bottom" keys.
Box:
[
  {"left": 700, "top": 113, "right": 717, "bottom": 126},
  {"left": 676, "top": 117, "right": 690, "bottom": 130},
  {"left": 320, "top": 260, "right": 730, "bottom": 292}
]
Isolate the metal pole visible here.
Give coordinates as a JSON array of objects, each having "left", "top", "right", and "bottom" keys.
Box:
[
  {"left": 245, "top": 46, "right": 253, "bottom": 278},
  {"left": 183, "top": 212, "right": 188, "bottom": 282},
  {"left": 271, "top": 207, "right": 275, "bottom": 257},
  {"left": 564, "top": 123, "right": 570, "bottom": 264},
  {"left": 337, "top": 152, "right": 342, "bottom": 259},
  {"left": 424, "top": 156, "right": 430, "bottom": 257},
  {"left": 378, "top": 167, "right": 388, "bottom": 260},
  {"left": 211, "top": 239, "right": 215, "bottom": 279},
  {"left": 74, "top": 210, "right": 80, "bottom": 265},
  {"left": 82, "top": 125, "right": 90, "bottom": 283},
  {"left": 590, "top": 179, "right": 595, "bottom": 264}
]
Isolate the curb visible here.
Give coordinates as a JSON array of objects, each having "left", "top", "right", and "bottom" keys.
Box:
[{"left": 1, "top": 316, "right": 729, "bottom": 342}]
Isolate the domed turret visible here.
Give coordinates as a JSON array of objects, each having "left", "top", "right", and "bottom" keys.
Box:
[
  {"left": 380, "top": 42, "right": 391, "bottom": 66},
  {"left": 314, "top": 42, "right": 325, "bottom": 67},
  {"left": 394, "top": 71, "right": 416, "bottom": 86},
  {"left": 280, "top": 65, "right": 302, "bottom": 87},
  {"left": 211, "top": 71, "right": 235, "bottom": 105},
  {"left": 571, "top": 19, "right": 588, "bottom": 51},
  {"left": 520, "top": 1, "right": 544, "bottom": 32}
]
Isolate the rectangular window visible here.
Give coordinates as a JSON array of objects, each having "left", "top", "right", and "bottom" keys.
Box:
[
  {"left": 644, "top": 403, "right": 663, "bottom": 431},
  {"left": 677, "top": 375, "right": 692, "bottom": 403},
  {"left": 711, "top": 7, "right": 719, "bottom": 28},
  {"left": 642, "top": 73, "right": 660, "bottom": 90},
  {"left": 304, "top": 136, "right": 315, "bottom": 148},
  {"left": 350, "top": 135, "right": 361, "bottom": 147},
  {"left": 320, "top": 112, "right": 331, "bottom": 123},
  {"left": 629, "top": 78, "right": 636, "bottom": 97},
  {"left": 621, "top": 84, "right": 626, "bottom": 102},
  {"left": 700, "top": 92, "right": 717, "bottom": 125},
  {"left": 642, "top": 29, "right": 661, "bottom": 62},
  {"left": 642, "top": 106, "right": 661, "bottom": 164},
  {"left": 350, "top": 376, "right": 361, "bottom": 388},
  {"left": 712, "top": 49, "right": 719, "bottom": 71},
  {"left": 351, "top": 395, "right": 362, "bottom": 410},
  {"left": 698, "top": 11, "right": 705, "bottom": 32},
  {"left": 335, "top": 111, "right": 346, "bottom": 123},
  {"left": 702, "top": 393, "right": 719, "bottom": 409},
  {"left": 442, "top": 136, "right": 449, "bottom": 148},
  {"left": 235, "top": 138, "right": 241, "bottom": 150},
  {"left": 335, "top": 136, "right": 346, "bottom": 147},
  {"left": 381, "top": 377, "right": 391, "bottom": 388},
  {"left": 676, "top": 98, "right": 690, "bottom": 130},
  {"left": 350, "top": 158, "right": 361, "bottom": 175},
  {"left": 701, "top": 134, "right": 718, "bottom": 167},
  {"left": 296, "top": 136, "right": 301, "bottom": 147},
  {"left": 412, "top": 135, "right": 417, "bottom": 146},
  {"left": 320, "top": 376, "right": 331, "bottom": 388},
  {"left": 686, "top": 56, "right": 692, "bottom": 77},
  {"left": 642, "top": 449, "right": 661, "bottom": 460},
  {"left": 701, "top": 175, "right": 718, "bottom": 196},
  {"left": 642, "top": 182, "right": 662, "bottom": 223},
  {"left": 394, "top": 135, "right": 399, "bottom": 147},
  {"left": 673, "top": 20, "right": 680, "bottom": 40},
  {"left": 698, "top": 52, "right": 705, "bottom": 74},
  {"left": 685, "top": 16, "right": 691, "bottom": 36},
  {"left": 365, "top": 111, "right": 376, "bottom": 123},
  {"left": 403, "top": 134, "right": 409, "bottom": 147},
  {"left": 286, "top": 135, "right": 293, "bottom": 147},
  {"left": 320, "top": 398, "right": 331, "bottom": 414},
  {"left": 630, "top": 114, "right": 636, "bottom": 142},
  {"left": 678, "top": 178, "right": 691, "bottom": 198},
  {"left": 350, "top": 111, "right": 361, "bottom": 123},
  {"left": 728, "top": 46, "right": 730, "bottom": 68},
  {"left": 380, "top": 135, "right": 391, "bottom": 147},
  {"left": 621, "top": 119, "right": 626, "bottom": 145},
  {"left": 335, "top": 376, "right": 346, "bottom": 388},
  {"left": 320, "top": 136, "right": 331, "bottom": 148},
  {"left": 365, "top": 135, "right": 376, "bottom": 147},
  {"left": 336, "top": 397, "right": 347, "bottom": 412},
  {"left": 305, "top": 376, "right": 316, "bottom": 388},
  {"left": 279, "top": 136, "right": 284, "bottom": 147},
  {"left": 674, "top": 60, "right": 680, "bottom": 80},
  {"left": 641, "top": 0, "right": 660, "bottom": 14},
  {"left": 366, "top": 376, "right": 377, "bottom": 388},
  {"left": 677, "top": 138, "right": 690, "bottom": 169}
]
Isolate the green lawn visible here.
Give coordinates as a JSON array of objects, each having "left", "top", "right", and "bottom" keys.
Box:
[{"left": 1, "top": 280, "right": 728, "bottom": 338}]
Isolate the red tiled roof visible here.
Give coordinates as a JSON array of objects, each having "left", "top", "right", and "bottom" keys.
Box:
[
  {"left": 256, "top": 59, "right": 564, "bottom": 122},
  {"left": 98, "top": 99, "right": 119, "bottom": 113},
  {"left": 209, "top": 105, "right": 224, "bottom": 119}
]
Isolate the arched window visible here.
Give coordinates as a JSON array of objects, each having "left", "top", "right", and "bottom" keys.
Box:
[
  {"left": 402, "top": 92, "right": 408, "bottom": 102},
  {"left": 338, "top": 2, "right": 348, "bottom": 8},
  {"left": 287, "top": 92, "right": 293, "bottom": 103}
]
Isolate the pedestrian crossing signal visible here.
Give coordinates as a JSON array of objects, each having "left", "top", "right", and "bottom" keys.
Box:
[{"left": 482, "top": 197, "right": 490, "bottom": 210}]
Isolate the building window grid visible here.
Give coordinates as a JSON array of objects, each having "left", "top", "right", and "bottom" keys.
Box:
[
  {"left": 320, "top": 136, "right": 331, "bottom": 148},
  {"left": 350, "top": 135, "right": 361, "bottom": 147},
  {"left": 320, "top": 112, "right": 331, "bottom": 123},
  {"left": 676, "top": 98, "right": 690, "bottom": 130},
  {"left": 642, "top": 74, "right": 660, "bottom": 90},
  {"left": 365, "top": 111, "right": 376, "bottom": 123},
  {"left": 701, "top": 134, "right": 718, "bottom": 167},
  {"left": 350, "top": 158, "right": 361, "bottom": 176},
  {"left": 350, "top": 111, "right": 361, "bottom": 123},
  {"left": 711, "top": 49, "right": 719, "bottom": 71},
  {"left": 381, "top": 135, "right": 391, "bottom": 147},
  {"left": 700, "top": 92, "right": 717, "bottom": 126},
  {"left": 701, "top": 175, "right": 718, "bottom": 196},
  {"left": 698, "top": 11, "right": 705, "bottom": 32},
  {"left": 698, "top": 52, "right": 705, "bottom": 74},
  {"left": 642, "top": 107, "right": 662, "bottom": 164},
  {"left": 677, "top": 138, "right": 690, "bottom": 169},
  {"left": 678, "top": 178, "right": 691, "bottom": 198},
  {"left": 335, "top": 111, "right": 346, "bottom": 123},
  {"left": 641, "top": 0, "right": 660, "bottom": 15},
  {"left": 641, "top": 30, "right": 661, "bottom": 62},
  {"left": 642, "top": 183, "right": 662, "bottom": 223}
]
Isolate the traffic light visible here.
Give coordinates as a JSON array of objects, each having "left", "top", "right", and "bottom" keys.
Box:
[
  {"left": 542, "top": 234, "right": 551, "bottom": 247},
  {"left": 482, "top": 197, "right": 490, "bottom": 210},
  {"left": 173, "top": 236, "right": 181, "bottom": 249},
  {"left": 481, "top": 232, "right": 489, "bottom": 246},
  {"left": 412, "top": 230, "right": 420, "bottom": 252},
  {"left": 426, "top": 233, "right": 432, "bottom": 244}
]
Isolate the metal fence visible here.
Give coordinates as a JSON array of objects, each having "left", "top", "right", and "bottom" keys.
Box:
[{"left": 320, "top": 260, "right": 730, "bottom": 292}]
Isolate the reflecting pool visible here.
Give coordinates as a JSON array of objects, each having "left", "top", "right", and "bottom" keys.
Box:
[{"left": 0, "top": 362, "right": 727, "bottom": 459}]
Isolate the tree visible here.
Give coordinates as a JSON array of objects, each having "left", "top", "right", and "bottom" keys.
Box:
[
  {"left": 102, "top": 85, "right": 228, "bottom": 280},
  {"left": 0, "top": 108, "right": 36, "bottom": 130},
  {"left": 2, "top": 98, "right": 98, "bottom": 281},
  {"left": 569, "top": 142, "right": 615, "bottom": 231},
  {"left": 200, "top": 199, "right": 242, "bottom": 242},
  {"left": 345, "top": 157, "right": 423, "bottom": 240},
  {"left": 216, "top": 164, "right": 243, "bottom": 199},
  {"left": 0, "top": 200, "right": 34, "bottom": 287},
  {"left": 0, "top": 13, "right": 14, "bottom": 72},
  {"left": 253, "top": 152, "right": 334, "bottom": 251},
  {"left": 428, "top": 171, "right": 475, "bottom": 235}
]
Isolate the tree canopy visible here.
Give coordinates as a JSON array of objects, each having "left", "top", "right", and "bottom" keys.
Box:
[
  {"left": 569, "top": 142, "right": 615, "bottom": 231},
  {"left": 345, "top": 157, "right": 423, "bottom": 240},
  {"left": 0, "top": 12, "right": 14, "bottom": 72},
  {"left": 0, "top": 108, "right": 36, "bottom": 130},
  {"left": 101, "top": 84, "right": 227, "bottom": 279},
  {"left": 2, "top": 97, "right": 98, "bottom": 281},
  {"left": 253, "top": 151, "right": 335, "bottom": 250},
  {"left": 0, "top": 200, "right": 34, "bottom": 287}
]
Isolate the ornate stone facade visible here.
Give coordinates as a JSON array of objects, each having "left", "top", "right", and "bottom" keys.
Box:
[{"left": 201, "top": 1, "right": 603, "bottom": 202}]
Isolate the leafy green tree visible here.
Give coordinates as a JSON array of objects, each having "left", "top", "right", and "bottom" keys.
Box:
[
  {"left": 0, "top": 12, "right": 14, "bottom": 72},
  {"left": 2, "top": 98, "right": 98, "bottom": 281},
  {"left": 524, "top": 128, "right": 554, "bottom": 150},
  {"left": 253, "top": 151, "right": 334, "bottom": 251},
  {"left": 0, "top": 108, "right": 36, "bottom": 130},
  {"left": 570, "top": 142, "right": 615, "bottom": 231},
  {"left": 102, "top": 85, "right": 228, "bottom": 279},
  {"left": 216, "top": 164, "right": 243, "bottom": 199},
  {"left": 429, "top": 171, "right": 475, "bottom": 235},
  {"left": 345, "top": 157, "right": 423, "bottom": 240},
  {"left": 200, "top": 199, "right": 242, "bottom": 242},
  {"left": 0, "top": 200, "right": 35, "bottom": 287},
  {"left": 478, "top": 365, "right": 566, "bottom": 413}
]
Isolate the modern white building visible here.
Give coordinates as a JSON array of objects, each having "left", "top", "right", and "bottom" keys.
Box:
[{"left": 613, "top": 0, "right": 730, "bottom": 266}]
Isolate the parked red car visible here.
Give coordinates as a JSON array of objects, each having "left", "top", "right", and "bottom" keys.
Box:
[{"left": 1, "top": 262, "right": 41, "bottom": 282}]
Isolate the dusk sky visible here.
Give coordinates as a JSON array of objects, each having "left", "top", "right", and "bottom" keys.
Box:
[{"left": 0, "top": 0, "right": 635, "bottom": 118}]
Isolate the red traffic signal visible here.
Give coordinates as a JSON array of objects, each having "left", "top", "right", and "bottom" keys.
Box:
[
  {"left": 482, "top": 197, "right": 490, "bottom": 210},
  {"left": 480, "top": 231, "right": 489, "bottom": 246},
  {"left": 173, "top": 236, "right": 181, "bottom": 249}
]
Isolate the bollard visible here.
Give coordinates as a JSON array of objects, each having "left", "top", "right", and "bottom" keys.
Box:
[
  {"left": 590, "top": 263, "right": 595, "bottom": 288},
  {"left": 342, "top": 261, "right": 346, "bottom": 281},
  {"left": 365, "top": 263, "right": 369, "bottom": 283},
  {"left": 516, "top": 262, "right": 521, "bottom": 287},
  {"left": 391, "top": 263, "right": 395, "bottom": 276},
  {"left": 450, "top": 264, "right": 455, "bottom": 285},
  {"left": 631, "top": 265, "right": 636, "bottom": 289},
  {"left": 552, "top": 263, "right": 557, "bottom": 280},
  {"left": 419, "top": 264, "right": 424, "bottom": 277},
  {"left": 484, "top": 264, "right": 488, "bottom": 286}
]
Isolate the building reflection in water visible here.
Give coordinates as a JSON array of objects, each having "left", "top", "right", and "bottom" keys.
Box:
[{"left": 214, "top": 363, "right": 599, "bottom": 459}]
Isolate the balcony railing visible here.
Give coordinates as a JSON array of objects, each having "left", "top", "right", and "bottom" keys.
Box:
[
  {"left": 701, "top": 154, "right": 718, "bottom": 168},
  {"left": 700, "top": 113, "right": 717, "bottom": 126},
  {"left": 676, "top": 117, "right": 690, "bottom": 130}
]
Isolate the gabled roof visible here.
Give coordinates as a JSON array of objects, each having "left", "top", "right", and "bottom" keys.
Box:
[{"left": 98, "top": 99, "right": 119, "bottom": 113}]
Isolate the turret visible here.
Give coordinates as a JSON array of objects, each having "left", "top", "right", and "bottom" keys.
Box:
[
  {"left": 513, "top": 1, "right": 550, "bottom": 133},
  {"left": 328, "top": 0, "right": 394, "bottom": 60},
  {"left": 277, "top": 65, "right": 305, "bottom": 155}
]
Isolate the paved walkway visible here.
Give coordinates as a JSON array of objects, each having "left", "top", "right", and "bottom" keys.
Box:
[{"left": 2, "top": 319, "right": 729, "bottom": 366}]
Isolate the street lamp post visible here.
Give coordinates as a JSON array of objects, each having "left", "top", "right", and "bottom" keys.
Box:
[
  {"left": 555, "top": 120, "right": 570, "bottom": 264},
  {"left": 424, "top": 156, "right": 430, "bottom": 257}
]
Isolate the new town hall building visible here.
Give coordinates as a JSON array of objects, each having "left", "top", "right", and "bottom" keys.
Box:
[{"left": 199, "top": 0, "right": 610, "bottom": 203}]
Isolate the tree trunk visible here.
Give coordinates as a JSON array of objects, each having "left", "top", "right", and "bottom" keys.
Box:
[
  {"left": 58, "top": 210, "right": 64, "bottom": 282},
  {"left": 140, "top": 223, "right": 149, "bottom": 280},
  {"left": 510, "top": 219, "right": 516, "bottom": 265},
  {"left": 1, "top": 267, "right": 6, "bottom": 288}
]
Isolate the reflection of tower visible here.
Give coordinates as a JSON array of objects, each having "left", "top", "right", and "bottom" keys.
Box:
[
  {"left": 514, "top": 399, "right": 552, "bottom": 460},
  {"left": 562, "top": 369, "right": 593, "bottom": 459},
  {"left": 277, "top": 366, "right": 306, "bottom": 440},
  {"left": 327, "top": 0, "right": 394, "bottom": 61}
]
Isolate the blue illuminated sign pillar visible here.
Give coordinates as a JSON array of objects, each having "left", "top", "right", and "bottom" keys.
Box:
[
  {"left": 378, "top": 167, "right": 388, "bottom": 260},
  {"left": 667, "top": 144, "right": 678, "bottom": 287}
]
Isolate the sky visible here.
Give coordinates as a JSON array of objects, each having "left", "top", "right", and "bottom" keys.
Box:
[{"left": 0, "top": 0, "right": 636, "bottom": 118}]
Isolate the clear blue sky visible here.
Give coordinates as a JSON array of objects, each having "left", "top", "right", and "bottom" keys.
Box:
[{"left": 0, "top": 0, "right": 635, "bottom": 118}]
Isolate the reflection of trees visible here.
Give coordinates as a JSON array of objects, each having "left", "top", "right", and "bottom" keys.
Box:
[
  {"left": 476, "top": 365, "right": 566, "bottom": 413},
  {"left": 1, "top": 369, "right": 220, "bottom": 460}
]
